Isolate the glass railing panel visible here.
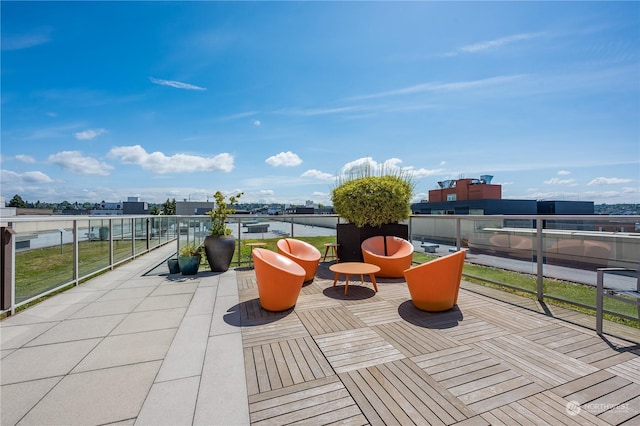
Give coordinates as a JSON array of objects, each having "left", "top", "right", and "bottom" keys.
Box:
[
  {"left": 12, "top": 220, "right": 75, "bottom": 303},
  {"left": 113, "top": 218, "right": 133, "bottom": 263},
  {"left": 542, "top": 217, "right": 639, "bottom": 310},
  {"left": 78, "top": 219, "right": 110, "bottom": 277}
]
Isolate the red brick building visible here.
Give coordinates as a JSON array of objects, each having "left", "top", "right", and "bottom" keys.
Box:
[{"left": 428, "top": 176, "right": 501, "bottom": 202}]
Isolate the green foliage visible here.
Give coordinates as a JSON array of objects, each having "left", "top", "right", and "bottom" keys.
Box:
[
  {"left": 331, "top": 165, "right": 414, "bottom": 228},
  {"left": 8, "top": 194, "right": 27, "bottom": 208},
  {"left": 207, "top": 191, "right": 243, "bottom": 236},
  {"left": 162, "top": 198, "right": 176, "bottom": 215},
  {"left": 179, "top": 243, "right": 202, "bottom": 258}
]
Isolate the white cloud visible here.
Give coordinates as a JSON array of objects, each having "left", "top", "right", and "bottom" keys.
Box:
[
  {"left": 265, "top": 151, "right": 303, "bottom": 167},
  {"left": 544, "top": 177, "right": 576, "bottom": 185},
  {"left": 301, "top": 169, "right": 334, "bottom": 181},
  {"left": 48, "top": 151, "right": 113, "bottom": 176},
  {"left": 558, "top": 170, "right": 571, "bottom": 175},
  {"left": 253, "top": 120, "right": 261, "bottom": 126},
  {"left": 149, "top": 77, "right": 206, "bottom": 91},
  {"left": 340, "top": 157, "right": 416, "bottom": 177},
  {"left": 587, "top": 177, "right": 633, "bottom": 186},
  {"left": 22, "top": 171, "right": 54, "bottom": 183},
  {"left": 75, "top": 128, "right": 106, "bottom": 140},
  {"left": 15, "top": 154, "right": 36, "bottom": 163},
  {"left": 404, "top": 167, "right": 445, "bottom": 179},
  {"left": 1, "top": 169, "right": 53, "bottom": 184},
  {"left": 108, "top": 145, "right": 233, "bottom": 174}
]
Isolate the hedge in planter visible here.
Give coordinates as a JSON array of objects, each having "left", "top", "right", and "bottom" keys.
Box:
[{"left": 331, "top": 164, "right": 414, "bottom": 262}]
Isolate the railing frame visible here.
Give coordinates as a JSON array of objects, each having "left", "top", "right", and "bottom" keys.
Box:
[{"left": 2, "top": 213, "right": 639, "bottom": 322}]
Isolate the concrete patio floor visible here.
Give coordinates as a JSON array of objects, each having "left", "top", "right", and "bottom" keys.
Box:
[
  {"left": 1, "top": 244, "right": 639, "bottom": 425},
  {"left": 2, "top": 244, "right": 249, "bottom": 425}
]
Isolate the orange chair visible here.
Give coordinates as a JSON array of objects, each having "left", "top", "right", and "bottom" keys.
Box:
[
  {"left": 403, "top": 250, "right": 466, "bottom": 312},
  {"left": 361, "top": 236, "right": 414, "bottom": 278},
  {"left": 252, "top": 248, "right": 306, "bottom": 312},
  {"left": 276, "top": 238, "right": 321, "bottom": 282}
]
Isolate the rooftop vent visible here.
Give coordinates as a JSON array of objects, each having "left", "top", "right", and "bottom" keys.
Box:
[{"left": 480, "top": 175, "right": 493, "bottom": 184}]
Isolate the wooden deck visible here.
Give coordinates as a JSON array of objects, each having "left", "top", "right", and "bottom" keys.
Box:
[{"left": 236, "top": 262, "right": 640, "bottom": 425}]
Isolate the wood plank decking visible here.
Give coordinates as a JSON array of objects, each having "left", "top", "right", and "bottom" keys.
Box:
[{"left": 236, "top": 262, "right": 640, "bottom": 425}]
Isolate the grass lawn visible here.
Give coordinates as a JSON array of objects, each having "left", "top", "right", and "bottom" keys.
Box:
[{"left": 13, "top": 236, "right": 638, "bottom": 329}]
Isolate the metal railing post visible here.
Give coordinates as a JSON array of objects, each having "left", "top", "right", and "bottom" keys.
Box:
[
  {"left": 109, "top": 218, "right": 114, "bottom": 269},
  {"left": 456, "top": 218, "right": 461, "bottom": 250},
  {"left": 146, "top": 218, "right": 151, "bottom": 252},
  {"left": 236, "top": 218, "right": 242, "bottom": 267},
  {"left": 536, "top": 218, "right": 544, "bottom": 302},
  {"left": 1, "top": 224, "right": 16, "bottom": 315},
  {"left": 131, "top": 218, "right": 135, "bottom": 258},
  {"left": 73, "top": 220, "right": 79, "bottom": 286}
]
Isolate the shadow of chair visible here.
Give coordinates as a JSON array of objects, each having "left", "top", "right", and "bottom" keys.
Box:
[
  {"left": 276, "top": 238, "right": 321, "bottom": 282},
  {"left": 403, "top": 250, "right": 466, "bottom": 312},
  {"left": 361, "top": 235, "right": 414, "bottom": 278},
  {"left": 252, "top": 248, "right": 306, "bottom": 312}
]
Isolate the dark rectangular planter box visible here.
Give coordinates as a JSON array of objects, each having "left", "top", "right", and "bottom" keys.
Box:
[{"left": 336, "top": 223, "right": 409, "bottom": 262}]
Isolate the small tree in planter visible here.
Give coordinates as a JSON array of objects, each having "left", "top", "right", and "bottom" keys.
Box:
[
  {"left": 331, "top": 163, "right": 414, "bottom": 261},
  {"left": 203, "top": 190, "right": 243, "bottom": 272}
]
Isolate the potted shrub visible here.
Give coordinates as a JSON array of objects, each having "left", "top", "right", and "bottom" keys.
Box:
[
  {"left": 203, "top": 191, "right": 243, "bottom": 272},
  {"left": 178, "top": 243, "right": 202, "bottom": 275},
  {"left": 331, "top": 163, "right": 414, "bottom": 262},
  {"left": 167, "top": 257, "right": 180, "bottom": 274}
]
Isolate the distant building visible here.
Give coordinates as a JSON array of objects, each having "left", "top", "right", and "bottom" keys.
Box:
[
  {"left": 412, "top": 176, "right": 594, "bottom": 216},
  {"left": 123, "top": 201, "right": 148, "bottom": 215},
  {"left": 176, "top": 201, "right": 215, "bottom": 216}
]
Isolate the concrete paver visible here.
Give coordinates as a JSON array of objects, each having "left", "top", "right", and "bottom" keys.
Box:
[{"left": 0, "top": 243, "right": 250, "bottom": 425}]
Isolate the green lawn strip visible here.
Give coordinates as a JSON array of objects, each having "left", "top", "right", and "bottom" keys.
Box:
[
  {"left": 14, "top": 239, "right": 638, "bottom": 329},
  {"left": 15, "top": 239, "right": 151, "bottom": 302}
]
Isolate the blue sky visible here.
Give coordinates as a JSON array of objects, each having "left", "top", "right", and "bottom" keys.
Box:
[{"left": 2, "top": 1, "right": 639, "bottom": 206}]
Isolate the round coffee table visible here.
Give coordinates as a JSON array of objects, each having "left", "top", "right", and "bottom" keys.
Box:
[{"left": 329, "top": 262, "right": 380, "bottom": 295}]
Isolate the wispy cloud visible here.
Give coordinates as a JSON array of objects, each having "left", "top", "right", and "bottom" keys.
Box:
[
  {"left": 48, "top": 151, "right": 113, "bottom": 176},
  {"left": 109, "top": 145, "right": 233, "bottom": 173},
  {"left": 265, "top": 151, "right": 303, "bottom": 167},
  {"left": 444, "top": 32, "right": 547, "bottom": 57},
  {"left": 587, "top": 177, "right": 633, "bottom": 186},
  {"left": 216, "top": 111, "right": 257, "bottom": 121},
  {"left": 149, "top": 77, "right": 206, "bottom": 91},
  {"left": 2, "top": 27, "right": 53, "bottom": 50},
  {"left": 15, "top": 154, "right": 36, "bottom": 163},
  {"left": 346, "top": 75, "right": 526, "bottom": 101},
  {"left": 275, "top": 105, "right": 365, "bottom": 116},
  {"left": 545, "top": 177, "right": 577, "bottom": 186},
  {"left": 75, "top": 128, "right": 106, "bottom": 140}
]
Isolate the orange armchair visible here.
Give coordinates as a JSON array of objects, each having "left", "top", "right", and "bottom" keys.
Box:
[
  {"left": 361, "top": 236, "right": 414, "bottom": 278},
  {"left": 403, "top": 250, "right": 466, "bottom": 312},
  {"left": 252, "top": 248, "right": 306, "bottom": 312},
  {"left": 276, "top": 238, "right": 321, "bottom": 282}
]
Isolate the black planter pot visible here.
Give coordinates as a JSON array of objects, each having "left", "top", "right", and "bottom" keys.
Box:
[
  {"left": 336, "top": 223, "right": 409, "bottom": 262},
  {"left": 204, "top": 235, "right": 236, "bottom": 272},
  {"left": 178, "top": 256, "right": 200, "bottom": 275}
]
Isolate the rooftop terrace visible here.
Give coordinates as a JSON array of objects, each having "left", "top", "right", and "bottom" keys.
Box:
[{"left": 1, "top": 244, "right": 639, "bottom": 425}]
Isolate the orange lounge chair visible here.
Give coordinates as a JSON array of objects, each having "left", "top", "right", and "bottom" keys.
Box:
[
  {"left": 276, "top": 238, "right": 321, "bottom": 282},
  {"left": 403, "top": 250, "right": 466, "bottom": 312},
  {"left": 252, "top": 248, "right": 306, "bottom": 312},
  {"left": 361, "top": 236, "right": 414, "bottom": 278}
]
